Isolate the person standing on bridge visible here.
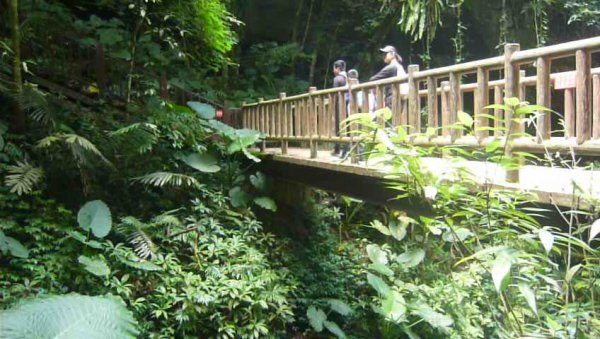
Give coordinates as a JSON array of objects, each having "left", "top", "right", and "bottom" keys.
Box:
[
  {"left": 369, "top": 45, "right": 407, "bottom": 108},
  {"left": 332, "top": 60, "right": 347, "bottom": 156}
]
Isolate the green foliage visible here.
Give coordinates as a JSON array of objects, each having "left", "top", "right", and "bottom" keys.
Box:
[
  {"left": 3, "top": 161, "right": 43, "bottom": 195},
  {"left": 77, "top": 200, "right": 112, "bottom": 239},
  {"left": 0, "top": 294, "right": 138, "bottom": 338},
  {"left": 342, "top": 98, "right": 600, "bottom": 338}
]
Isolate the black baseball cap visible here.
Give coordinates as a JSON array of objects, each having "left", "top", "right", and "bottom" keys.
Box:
[{"left": 380, "top": 45, "right": 402, "bottom": 63}]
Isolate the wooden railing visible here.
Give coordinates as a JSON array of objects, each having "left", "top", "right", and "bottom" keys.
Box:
[{"left": 239, "top": 37, "right": 600, "bottom": 182}]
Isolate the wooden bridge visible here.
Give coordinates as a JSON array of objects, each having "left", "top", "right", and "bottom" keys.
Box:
[{"left": 234, "top": 37, "right": 600, "bottom": 208}]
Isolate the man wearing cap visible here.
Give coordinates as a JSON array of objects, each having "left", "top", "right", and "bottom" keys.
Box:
[{"left": 370, "top": 45, "right": 407, "bottom": 108}]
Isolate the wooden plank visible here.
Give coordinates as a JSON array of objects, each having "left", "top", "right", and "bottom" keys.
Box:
[
  {"left": 475, "top": 67, "right": 489, "bottom": 141},
  {"left": 427, "top": 76, "right": 438, "bottom": 132},
  {"left": 565, "top": 88, "right": 575, "bottom": 138},
  {"left": 408, "top": 65, "right": 420, "bottom": 133},
  {"left": 441, "top": 81, "right": 450, "bottom": 137},
  {"left": 519, "top": 70, "right": 527, "bottom": 133},
  {"left": 594, "top": 74, "right": 600, "bottom": 139},
  {"left": 536, "top": 57, "right": 551, "bottom": 142},
  {"left": 576, "top": 49, "right": 591, "bottom": 144}
]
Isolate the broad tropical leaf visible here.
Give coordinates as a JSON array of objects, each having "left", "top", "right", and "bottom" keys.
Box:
[
  {"left": 492, "top": 255, "right": 512, "bottom": 293},
  {"left": 396, "top": 248, "right": 425, "bottom": 268},
  {"left": 411, "top": 303, "right": 454, "bottom": 330},
  {"left": 326, "top": 299, "right": 353, "bottom": 316},
  {"left": 307, "top": 306, "right": 326, "bottom": 332},
  {"left": 187, "top": 101, "right": 216, "bottom": 119},
  {"left": 78, "top": 255, "right": 110, "bottom": 277},
  {"left": 518, "top": 283, "right": 538, "bottom": 316},
  {"left": 78, "top": 200, "right": 112, "bottom": 238},
  {"left": 0, "top": 294, "right": 138, "bottom": 338},
  {"left": 589, "top": 219, "right": 600, "bottom": 243},
  {"left": 323, "top": 320, "right": 347, "bottom": 339},
  {"left": 367, "top": 272, "right": 391, "bottom": 296},
  {"left": 229, "top": 187, "right": 251, "bottom": 208},
  {"left": 366, "top": 244, "right": 388, "bottom": 265},
  {"left": 539, "top": 228, "right": 554, "bottom": 254},
  {"left": 381, "top": 290, "right": 406, "bottom": 323},
  {"left": 253, "top": 197, "right": 277, "bottom": 211},
  {"left": 181, "top": 153, "right": 221, "bottom": 173}
]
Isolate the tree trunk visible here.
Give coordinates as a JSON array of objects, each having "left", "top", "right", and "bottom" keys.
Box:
[
  {"left": 290, "top": 0, "right": 305, "bottom": 76},
  {"left": 9, "top": 0, "right": 25, "bottom": 133},
  {"left": 159, "top": 71, "right": 168, "bottom": 100}
]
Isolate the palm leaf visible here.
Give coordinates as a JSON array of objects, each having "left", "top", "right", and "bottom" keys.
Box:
[
  {"left": 4, "top": 161, "right": 44, "bottom": 195},
  {"left": 133, "top": 172, "right": 200, "bottom": 188},
  {"left": 36, "top": 133, "right": 112, "bottom": 167},
  {"left": 0, "top": 294, "right": 139, "bottom": 338},
  {"left": 117, "top": 216, "right": 158, "bottom": 260},
  {"left": 109, "top": 123, "right": 159, "bottom": 154}
]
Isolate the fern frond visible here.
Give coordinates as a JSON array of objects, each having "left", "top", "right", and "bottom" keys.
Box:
[
  {"left": 36, "top": 133, "right": 112, "bottom": 167},
  {"left": 4, "top": 161, "right": 44, "bottom": 195},
  {"left": 0, "top": 294, "right": 139, "bottom": 338},
  {"left": 109, "top": 123, "right": 159, "bottom": 154},
  {"left": 133, "top": 172, "right": 200, "bottom": 188},
  {"left": 17, "top": 85, "right": 56, "bottom": 127},
  {"left": 153, "top": 214, "right": 182, "bottom": 227},
  {"left": 117, "top": 216, "right": 158, "bottom": 260}
]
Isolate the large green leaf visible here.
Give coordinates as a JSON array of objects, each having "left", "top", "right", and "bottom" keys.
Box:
[
  {"left": 77, "top": 200, "right": 112, "bottom": 239},
  {"left": 518, "top": 283, "right": 538, "bottom": 316},
  {"left": 589, "top": 219, "right": 600, "bottom": 243},
  {"left": 253, "top": 197, "right": 277, "bottom": 212},
  {"left": 229, "top": 187, "right": 251, "bottom": 208},
  {"left": 326, "top": 299, "right": 353, "bottom": 316},
  {"left": 3, "top": 236, "right": 29, "bottom": 259},
  {"left": 411, "top": 303, "right": 454, "bottom": 330},
  {"left": 307, "top": 306, "right": 326, "bottom": 332},
  {"left": 122, "top": 259, "right": 163, "bottom": 272},
  {"left": 381, "top": 290, "right": 406, "bottom": 323},
  {"left": 323, "top": 320, "right": 347, "bottom": 339},
  {"left": 366, "top": 244, "right": 388, "bottom": 265},
  {"left": 389, "top": 220, "right": 407, "bottom": 241},
  {"left": 187, "top": 101, "right": 216, "bottom": 120},
  {"left": 442, "top": 228, "right": 474, "bottom": 242},
  {"left": 396, "top": 248, "right": 425, "bottom": 268},
  {"left": 0, "top": 294, "right": 138, "bottom": 338},
  {"left": 457, "top": 111, "right": 474, "bottom": 127},
  {"left": 181, "top": 153, "right": 221, "bottom": 173},
  {"left": 539, "top": 228, "right": 554, "bottom": 254},
  {"left": 492, "top": 255, "right": 512, "bottom": 293},
  {"left": 249, "top": 172, "right": 269, "bottom": 192},
  {"left": 367, "top": 272, "right": 391, "bottom": 296},
  {"left": 78, "top": 255, "right": 110, "bottom": 277}
]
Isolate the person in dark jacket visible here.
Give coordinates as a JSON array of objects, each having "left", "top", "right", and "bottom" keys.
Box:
[
  {"left": 332, "top": 60, "right": 347, "bottom": 156},
  {"left": 369, "top": 45, "right": 406, "bottom": 108}
]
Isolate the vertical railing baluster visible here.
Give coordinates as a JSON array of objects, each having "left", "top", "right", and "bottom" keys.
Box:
[
  {"left": 475, "top": 67, "right": 489, "bottom": 142},
  {"left": 449, "top": 72, "right": 461, "bottom": 141},
  {"left": 258, "top": 98, "right": 265, "bottom": 151},
  {"left": 427, "top": 76, "right": 438, "bottom": 135},
  {"left": 593, "top": 74, "right": 600, "bottom": 139},
  {"left": 441, "top": 81, "right": 450, "bottom": 137},
  {"left": 494, "top": 85, "right": 504, "bottom": 137},
  {"left": 309, "top": 87, "right": 317, "bottom": 158},
  {"left": 576, "top": 49, "right": 591, "bottom": 144},
  {"left": 504, "top": 43, "right": 521, "bottom": 183},
  {"left": 280, "top": 93, "right": 287, "bottom": 154},
  {"left": 536, "top": 57, "right": 551, "bottom": 142},
  {"left": 565, "top": 88, "right": 575, "bottom": 138},
  {"left": 408, "top": 65, "right": 420, "bottom": 133}
]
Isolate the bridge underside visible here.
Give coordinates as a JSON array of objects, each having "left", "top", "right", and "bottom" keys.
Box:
[{"left": 258, "top": 147, "right": 600, "bottom": 210}]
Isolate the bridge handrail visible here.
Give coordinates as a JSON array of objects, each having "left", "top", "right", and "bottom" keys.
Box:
[{"left": 238, "top": 37, "right": 600, "bottom": 183}]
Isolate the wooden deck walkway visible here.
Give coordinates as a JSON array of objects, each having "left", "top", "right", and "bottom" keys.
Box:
[{"left": 262, "top": 147, "right": 600, "bottom": 208}]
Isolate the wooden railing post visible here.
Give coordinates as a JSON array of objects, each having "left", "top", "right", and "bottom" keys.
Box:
[
  {"left": 593, "top": 74, "right": 600, "bottom": 139},
  {"left": 309, "top": 87, "right": 317, "bottom": 158},
  {"left": 565, "top": 88, "right": 575, "bottom": 138},
  {"left": 427, "top": 76, "right": 438, "bottom": 134},
  {"left": 241, "top": 102, "right": 247, "bottom": 129},
  {"left": 494, "top": 85, "right": 504, "bottom": 137},
  {"left": 348, "top": 82, "right": 359, "bottom": 164},
  {"left": 258, "top": 98, "right": 265, "bottom": 151},
  {"left": 279, "top": 93, "right": 288, "bottom": 154},
  {"left": 576, "top": 49, "right": 591, "bottom": 144},
  {"left": 449, "top": 72, "right": 461, "bottom": 141},
  {"left": 441, "top": 81, "right": 450, "bottom": 137},
  {"left": 475, "top": 67, "right": 489, "bottom": 142},
  {"left": 504, "top": 43, "right": 521, "bottom": 183},
  {"left": 536, "top": 57, "right": 551, "bottom": 142},
  {"left": 408, "top": 65, "right": 420, "bottom": 133}
]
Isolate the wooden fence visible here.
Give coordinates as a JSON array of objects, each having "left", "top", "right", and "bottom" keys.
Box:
[{"left": 239, "top": 37, "right": 600, "bottom": 182}]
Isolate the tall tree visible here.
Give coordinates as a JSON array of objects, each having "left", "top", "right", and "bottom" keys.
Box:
[{"left": 8, "top": 0, "right": 25, "bottom": 132}]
